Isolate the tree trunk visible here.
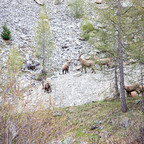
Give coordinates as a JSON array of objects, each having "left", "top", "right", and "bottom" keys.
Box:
[
  {"left": 118, "top": 0, "right": 128, "bottom": 112},
  {"left": 140, "top": 63, "right": 144, "bottom": 113},
  {"left": 42, "top": 32, "right": 46, "bottom": 72},
  {"left": 114, "top": 57, "right": 119, "bottom": 99}
]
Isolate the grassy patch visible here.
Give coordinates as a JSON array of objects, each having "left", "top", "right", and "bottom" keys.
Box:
[{"left": 0, "top": 97, "right": 143, "bottom": 143}]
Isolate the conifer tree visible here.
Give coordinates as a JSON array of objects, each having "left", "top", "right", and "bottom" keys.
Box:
[
  {"left": 34, "top": 4, "right": 54, "bottom": 73},
  {"left": 87, "top": 1, "right": 120, "bottom": 100},
  {"left": 124, "top": 0, "right": 144, "bottom": 113},
  {"left": 1, "top": 23, "right": 11, "bottom": 40},
  {"left": 117, "top": 0, "right": 128, "bottom": 112},
  {"left": 88, "top": 0, "right": 144, "bottom": 112},
  {"left": 86, "top": 0, "right": 129, "bottom": 111}
]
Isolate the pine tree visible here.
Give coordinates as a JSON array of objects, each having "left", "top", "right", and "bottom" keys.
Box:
[
  {"left": 117, "top": 0, "right": 128, "bottom": 112},
  {"left": 87, "top": 1, "right": 120, "bottom": 100},
  {"left": 34, "top": 4, "right": 54, "bottom": 73},
  {"left": 1, "top": 23, "right": 11, "bottom": 40},
  {"left": 124, "top": 0, "right": 144, "bottom": 113},
  {"left": 85, "top": 0, "right": 129, "bottom": 111},
  {"left": 88, "top": 0, "right": 144, "bottom": 112}
]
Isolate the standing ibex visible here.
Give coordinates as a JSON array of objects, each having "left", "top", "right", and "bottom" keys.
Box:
[
  {"left": 97, "top": 58, "right": 112, "bottom": 70},
  {"left": 62, "top": 59, "right": 71, "bottom": 74},
  {"left": 42, "top": 79, "right": 52, "bottom": 93},
  {"left": 124, "top": 84, "right": 141, "bottom": 97},
  {"left": 78, "top": 54, "right": 95, "bottom": 73}
]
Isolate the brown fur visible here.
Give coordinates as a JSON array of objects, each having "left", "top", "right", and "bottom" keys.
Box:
[
  {"left": 97, "top": 58, "right": 112, "bottom": 70},
  {"left": 62, "top": 60, "right": 71, "bottom": 74},
  {"left": 42, "top": 79, "right": 52, "bottom": 93},
  {"left": 124, "top": 84, "right": 140, "bottom": 96},
  {"left": 78, "top": 55, "right": 95, "bottom": 73},
  {"left": 129, "top": 91, "right": 139, "bottom": 97}
]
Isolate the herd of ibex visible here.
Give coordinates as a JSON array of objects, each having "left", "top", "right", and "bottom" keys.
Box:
[
  {"left": 61, "top": 53, "right": 112, "bottom": 74},
  {"left": 41, "top": 53, "right": 144, "bottom": 97},
  {"left": 42, "top": 53, "right": 113, "bottom": 93}
]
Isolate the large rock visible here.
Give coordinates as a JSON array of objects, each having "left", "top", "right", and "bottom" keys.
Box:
[{"left": 16, "top": 71, "right": 115, "bottom": 112}]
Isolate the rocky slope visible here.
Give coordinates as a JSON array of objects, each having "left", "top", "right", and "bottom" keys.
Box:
[{"left": 0, "top": 0, "right": 142, "bottom": 112}]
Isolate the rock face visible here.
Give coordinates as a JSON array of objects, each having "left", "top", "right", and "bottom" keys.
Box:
[{"left": 16, "top": 71, "right": 115, "bottom": 112}]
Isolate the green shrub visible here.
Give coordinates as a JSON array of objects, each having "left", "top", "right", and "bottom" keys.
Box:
[
  {"left": 1, "top": 23, "right": 11, "bottom": 40},
  {"left": 81, "top": 21, "right": 95, "bottom": 33},
  {"left": 80, "top": 21, "right": 95, "bottom": 41},
  {"left": 68, "top": 0, "right": 84, "bottom": 18}
]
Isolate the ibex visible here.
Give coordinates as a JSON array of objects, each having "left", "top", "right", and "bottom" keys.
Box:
[
  {"left": 42, "top": 79, "right": 52, "bottom": 93},
  {"left": 97, "top": 58, "right": 112, "bottom": 70},
  {"left": 124, "top": 84, "right": 140, "bottom": 97},
  {"left": 62, "top": 59, "right": 71, "bottom": 74},
  {"left": 78, "top": 54, "right": 95, "bottom": 73}
]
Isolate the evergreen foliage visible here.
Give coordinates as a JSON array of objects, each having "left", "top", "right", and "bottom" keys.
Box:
[
  {"left": 122, "top": 0, "right": 144, "bottom": 64},
  {"left": 88, "top": 0, "right": 144, "bottom": 61},
  {"left": 34, "top": 5, "right": 54, "bottom": 72},
  {"left": 86, "top": 0, "right": 144, "bottom": 112},
  {"left": 1, "top": 23, "right": 11, "bottom": 40},
  {"left": 80, "top": 20, "right": 96, "bottom": 41},
  {"left": 87, "top": 1, "right": 118, "bottom": 57}
]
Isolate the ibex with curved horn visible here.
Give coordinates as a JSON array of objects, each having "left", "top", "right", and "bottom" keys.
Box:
[{"left": 78, "top": 53, "right": 95, "bottom": 73}]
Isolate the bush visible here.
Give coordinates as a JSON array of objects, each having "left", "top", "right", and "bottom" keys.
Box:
[
  {"left": 68, "top": 0, "right": 84, "bottom": 18},
  {"left": 1, "top": 23, "right": 11, "bottom": 40},
  {"left": 81, "top": 21, "right": 95, "bottom": 33},
  {"left": 80, "top": 21, "right": 95, "bottom": 41}
]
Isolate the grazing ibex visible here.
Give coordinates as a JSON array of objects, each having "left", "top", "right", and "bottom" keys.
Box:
[
  {"left": 42, "top": 79, "right": 52, "bottom": 93},
  {"left": 124, "top": 84, "right": 140, "bottom": 97},
  {"left": 97, "top": 58, "right": 112, "bottom": 70},
  {"left": 78, "top": 54, "right": 95, "bottom": 73},
  {"left": 62, "top": 59, "right": 71, "bottom": 74}
]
